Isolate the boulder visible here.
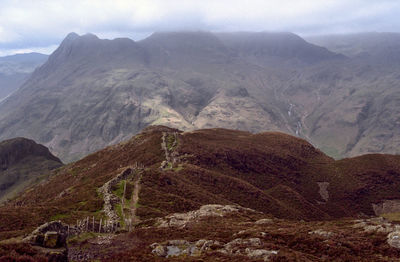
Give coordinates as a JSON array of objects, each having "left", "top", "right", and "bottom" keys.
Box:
[
  {"left": 255, "top": 218, "right": 273, "bottom": 225},
  {"left": 151, "top": 244, "right": 168, "bottom": 257},
  {"left": 388, "top": 231, "right": 400, "bottom": 249},
  {"left": 245, "top": 248, "right": 278, "bottom": 261}
]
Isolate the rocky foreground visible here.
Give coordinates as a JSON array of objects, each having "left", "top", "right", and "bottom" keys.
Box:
[{"left": 2, "top": 204, "right": 400, "bottom": 261}]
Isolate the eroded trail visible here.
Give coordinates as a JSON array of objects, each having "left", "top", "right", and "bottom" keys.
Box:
[
  {"left": 160, "top": 131, "right": 178, "bottom": 169},
  {"left": 130, "top": 171, "right": 143, "bottom": 225}
]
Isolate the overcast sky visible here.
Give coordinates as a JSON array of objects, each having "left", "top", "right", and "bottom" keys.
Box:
[{"left": 0, "top": 0, "right": 399, "bottom": 56}]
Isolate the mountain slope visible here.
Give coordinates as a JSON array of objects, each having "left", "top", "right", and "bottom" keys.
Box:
[
  {"left": 0, "top": 53, "right": 48, "bottom": 100},
  {"left": 0, "top": 137, "right": 63, "bottom": 203}
]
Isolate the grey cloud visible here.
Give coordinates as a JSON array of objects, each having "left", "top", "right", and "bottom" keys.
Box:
[{"left": 0, "top": 0, "right": 399, "bottom": 55}]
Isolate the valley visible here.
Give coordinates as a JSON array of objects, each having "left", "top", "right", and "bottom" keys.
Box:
[{"left": 0, "top": 53, "right": 48, "bottom": 101}]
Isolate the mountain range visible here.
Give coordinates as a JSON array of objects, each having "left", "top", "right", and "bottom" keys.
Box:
[
  {"left": 0, "top": 53, "right": 48, "bottom": 101},
  {"left": 0, "top": 31, "right": 399, "bottom": 163}
]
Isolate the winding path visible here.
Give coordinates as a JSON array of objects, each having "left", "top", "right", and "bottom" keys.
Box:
[{"left": 130, "top": 171, "right": 143, "bottom": 225}]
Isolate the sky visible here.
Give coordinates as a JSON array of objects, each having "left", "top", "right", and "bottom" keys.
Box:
[{"left": 0, "top": 0, "right": 399, "bottom": 56}]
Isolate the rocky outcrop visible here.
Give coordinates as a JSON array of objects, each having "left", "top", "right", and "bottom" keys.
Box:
[
  {"left": 351, "top": 217, "right": 400, "bottom": 250},
  {"left": 151, "top": 238, "right": 278, "bottom": 261},
  {"left": 160, "top": 131, "right": 179, "bottom": 170},
  {"left": 156, "top": 204, "right": 257, "bottom": 228},
  {"left": 352, "top": 217, "right": 400, "bottom": 233},
  {"left": 317, "top": 182, "right": 329, "bottom": 202},
  {"left": 372, "top": 200, "right": 400, "bottom": 216}
]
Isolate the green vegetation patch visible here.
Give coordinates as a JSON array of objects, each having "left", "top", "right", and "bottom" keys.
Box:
[
  {"left": 381, "top": 212, "right": 400, "bottom": 222},
  {"left": 50, "top": 213, "right": 70, "bottom": 221},
  {"left": 173, "top": 164, "right": 184, "bottom": 172},
  {"left": 115, "top": 203, "right": 123, "bottom": 220},
  {"left": 67, "top": 232, "right": 101, "bottom": 245},
  {"left": 112, "top": 180, "right": 126, "bottom": 198},
  {"left": 166, "top": 134, "right": 177, "bottom": 151}
]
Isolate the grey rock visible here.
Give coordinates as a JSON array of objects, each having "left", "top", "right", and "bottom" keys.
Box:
[
  {"left": 152, "top": 245, "right": 168, "bottom": 257},
  {"left": 255, "top": 218, "right": 274, "bottom": 225},
  {"left": 388, "top": 231, "right": 400, "bottom": 249},
  {"left": 157, "top": 204, "right": 256, "bottom": 228}
]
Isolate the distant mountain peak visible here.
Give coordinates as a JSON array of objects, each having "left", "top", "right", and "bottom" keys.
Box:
[{"left": 64, "top": 32, "right": 79, "bottom": 40}]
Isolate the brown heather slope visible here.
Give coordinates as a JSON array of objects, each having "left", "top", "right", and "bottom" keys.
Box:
[{"left": 1, "top": 126, "right": 400, "bottom": 241}]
